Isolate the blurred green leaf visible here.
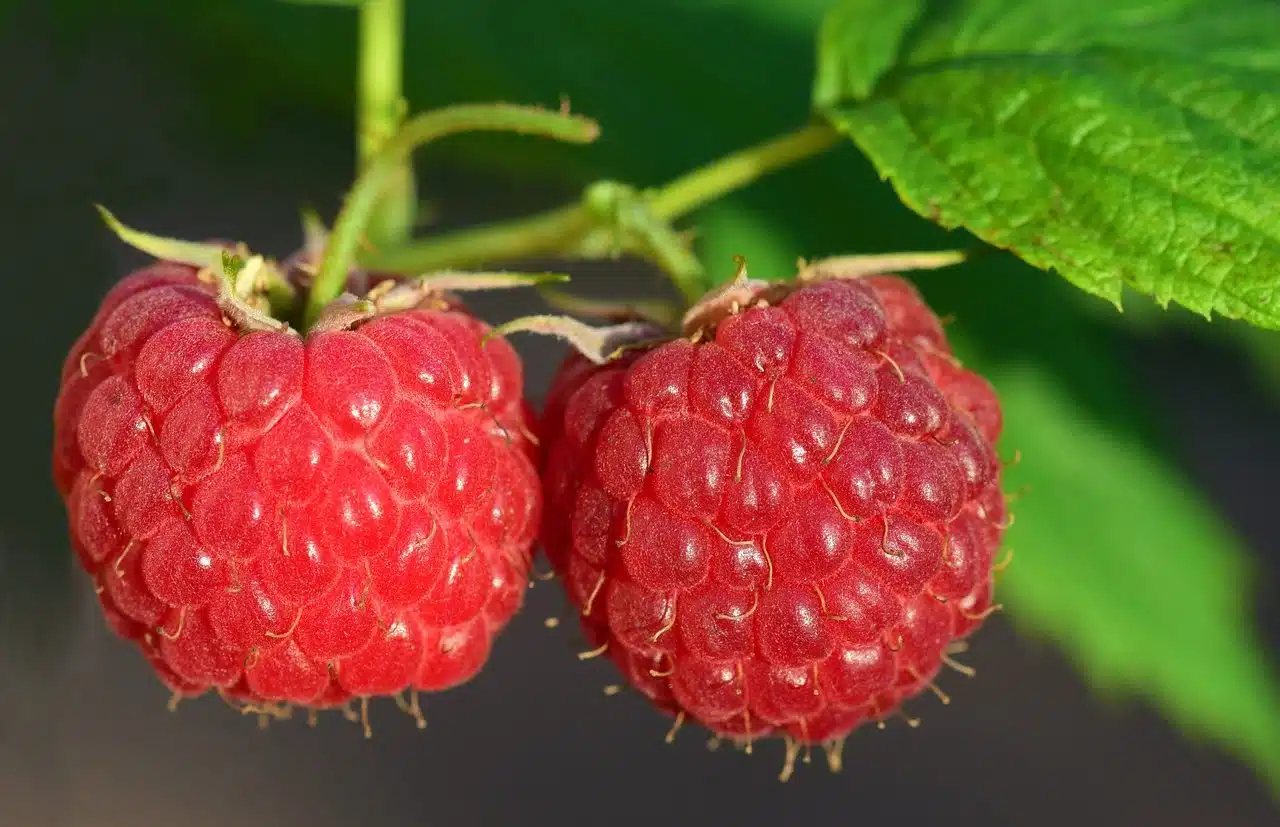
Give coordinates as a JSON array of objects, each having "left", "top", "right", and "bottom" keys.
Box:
[
  {"left": 817, "top": 0, "right": 1280, "bottom": 329},
  {"left": 1232, "top": 326, "right": 1280, "bottom": 398},
  {"left": 1089, "top": 288, "right": 1280, "bottom": 404},
  {"left": 996, "top": 366, "right": 1280, "bottom": 791},
  {"left": 812, "top": 0, "right": 923, "bottom": 100}
]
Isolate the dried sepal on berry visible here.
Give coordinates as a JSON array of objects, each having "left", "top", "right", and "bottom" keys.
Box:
[
  {"left": 96, "top": 206, "right": 296, "bottom": 334},
  {"left": 679, "top": 256, "right": 775, "bottom": 336},
  {"left": 95, "top": 205, "right": 234, "bottom": 272},
  {"left": 795, "top": 249, "right": 970, "bottom": 283},
  {"left": 537, "top": 286, "right": 681, "bottom": 329},
  {"left": 490, "top": 313, "right": 668, "bottom": 364},
  {"left": 309, "top": 271, "right": 571, "bottom": 335}
]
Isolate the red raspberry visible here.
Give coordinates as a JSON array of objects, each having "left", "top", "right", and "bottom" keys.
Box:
[
  {"left": 54, "top": 259, "right": 540, "bottom": 725},
  {"left": 540, "top": 272, "right": 1005, "bottom": 768}
]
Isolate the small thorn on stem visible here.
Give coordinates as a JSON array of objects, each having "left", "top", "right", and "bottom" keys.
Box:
[
  {"left": 648, "top": 654, "right": 675, "bottom": 678},
  {"left": 959, "top": 603, "right": 1004, "bottom": 621},
  {"left": 113, "top": 540, "right": 134, "bottom": 577},
  {"left": 876, "top": 350, "right": 906, "bottom": 383},
  {"left": 665, "top": 711, "right": 686, "bottom": 744},
  {"left": 779, "top": 737, "right": 802, "bottom": 783},
  {"left": 942, "top": 653, "right": 977, "bottom": 678},
  {"left": 583, "top": 571, "right": 606, "bottom": 617},
  {"left": 823, "top": 739, "right": 846, "bottom": 773},
  {"left": 740, "top": 707, "right": 756, "bottom": 755},
  {"left": 824, "top": 418, "right": 853, "bottom": 465},
  {"left": 615, "top": 497, "right": 636, "bottom": 548},
  {"left": 79, "top": 352, "right": 102, "bottom": 378},
  {"left": 761, "top": 535, "right": 775, "bottom": 591},
  {"left": 578, "top": 642, "right": 609, "bottom": 661},
  {"left": 157, "top": 607, "right": 187, "bottom": 641},
  {"left": 820, "top": 475, "right": 859, "bottom": 524},
  {"left": 265, "top": 606, "right": 304, "bottom": 640},
  {"left": 649, "top": 600, "right": 676, "bottom": 643},
  {"left": 408, "top": 690, "right": 425, "bottom": 729},
  {"left": 715, "top": 588, "right": 759, "bottom": 622}
]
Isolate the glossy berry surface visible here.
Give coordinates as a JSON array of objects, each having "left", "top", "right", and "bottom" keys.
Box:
[
  {"left": 53, "top": 261, "right": 540, "bottom": 711},
  {"left": 540, "top": 274, "right": 1005, "bottom": 749}
]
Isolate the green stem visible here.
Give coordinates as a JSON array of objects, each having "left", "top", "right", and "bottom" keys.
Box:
[
  {"left": 360, "top": 120, "right": 841, "bottom": 281},
  {"left": 647, "top": 121, "right": 839, "bottom": 220},
  {"left": 358, "top": 0, "right": 413, "bottom": 247},
  {"left": 360, "top": 203, "right": 593, "bottom": 273},
  {"left": 305, "top": 103, "right": 600, "bottom": 327}
]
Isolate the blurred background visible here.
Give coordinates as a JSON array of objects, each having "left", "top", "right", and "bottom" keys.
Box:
[{"left": 2, "top": 1, "right": 1278, "bottom": 825}]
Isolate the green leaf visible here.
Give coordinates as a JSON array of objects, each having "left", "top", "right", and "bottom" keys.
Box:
[
  {"left": 816, "top": 0, "right": 1280, "bottom": 329},
  {"left": 996, "top": 360, "right": 1280, "bottom": 793},
  {"left": 1086, "top": 288, "right": 1280, "bottom": 405},
  {"left": 812, "top": 0, "right": 924, "bottom": 101}
]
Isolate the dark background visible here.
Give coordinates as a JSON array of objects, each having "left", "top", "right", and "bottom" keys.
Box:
[{"left": 2, "top": 3, "right": 1278, "bottom": 826}]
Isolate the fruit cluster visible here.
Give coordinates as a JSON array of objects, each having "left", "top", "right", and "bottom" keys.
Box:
[{"left": 53, "top": 239, "right": 1005, "bottom": 766}]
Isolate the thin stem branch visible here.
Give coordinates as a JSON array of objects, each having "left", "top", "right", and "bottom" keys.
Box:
[
  {"left": 357, "top": 120, "right": 842, "bottom": 288},
  {"left": 359, "top": 203, "right": 593, "bottom": 273},
  {"left": 306, "top": 103, "right": 599, "bottom": 326},
  {"left": 648, "top": 121, "right": 840, "bottom": 220},
  {"left": 359, "top": 0, "right": 413, "bottom": 246}
]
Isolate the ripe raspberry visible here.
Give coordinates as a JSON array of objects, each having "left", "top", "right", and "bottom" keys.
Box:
[
  {"left": 539, "top": 268, "right": 1006, "bottom": 768},
  {"left": 54, "top": 257, "right": 540, "bottom": 724}
]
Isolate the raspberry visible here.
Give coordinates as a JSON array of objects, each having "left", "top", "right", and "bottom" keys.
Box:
[
  {"left": 54, "top": 259, "right": 540, "bottom": 726},
  {"left": 539, "top": 269, "right": 1006, "bottom": 771}
]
